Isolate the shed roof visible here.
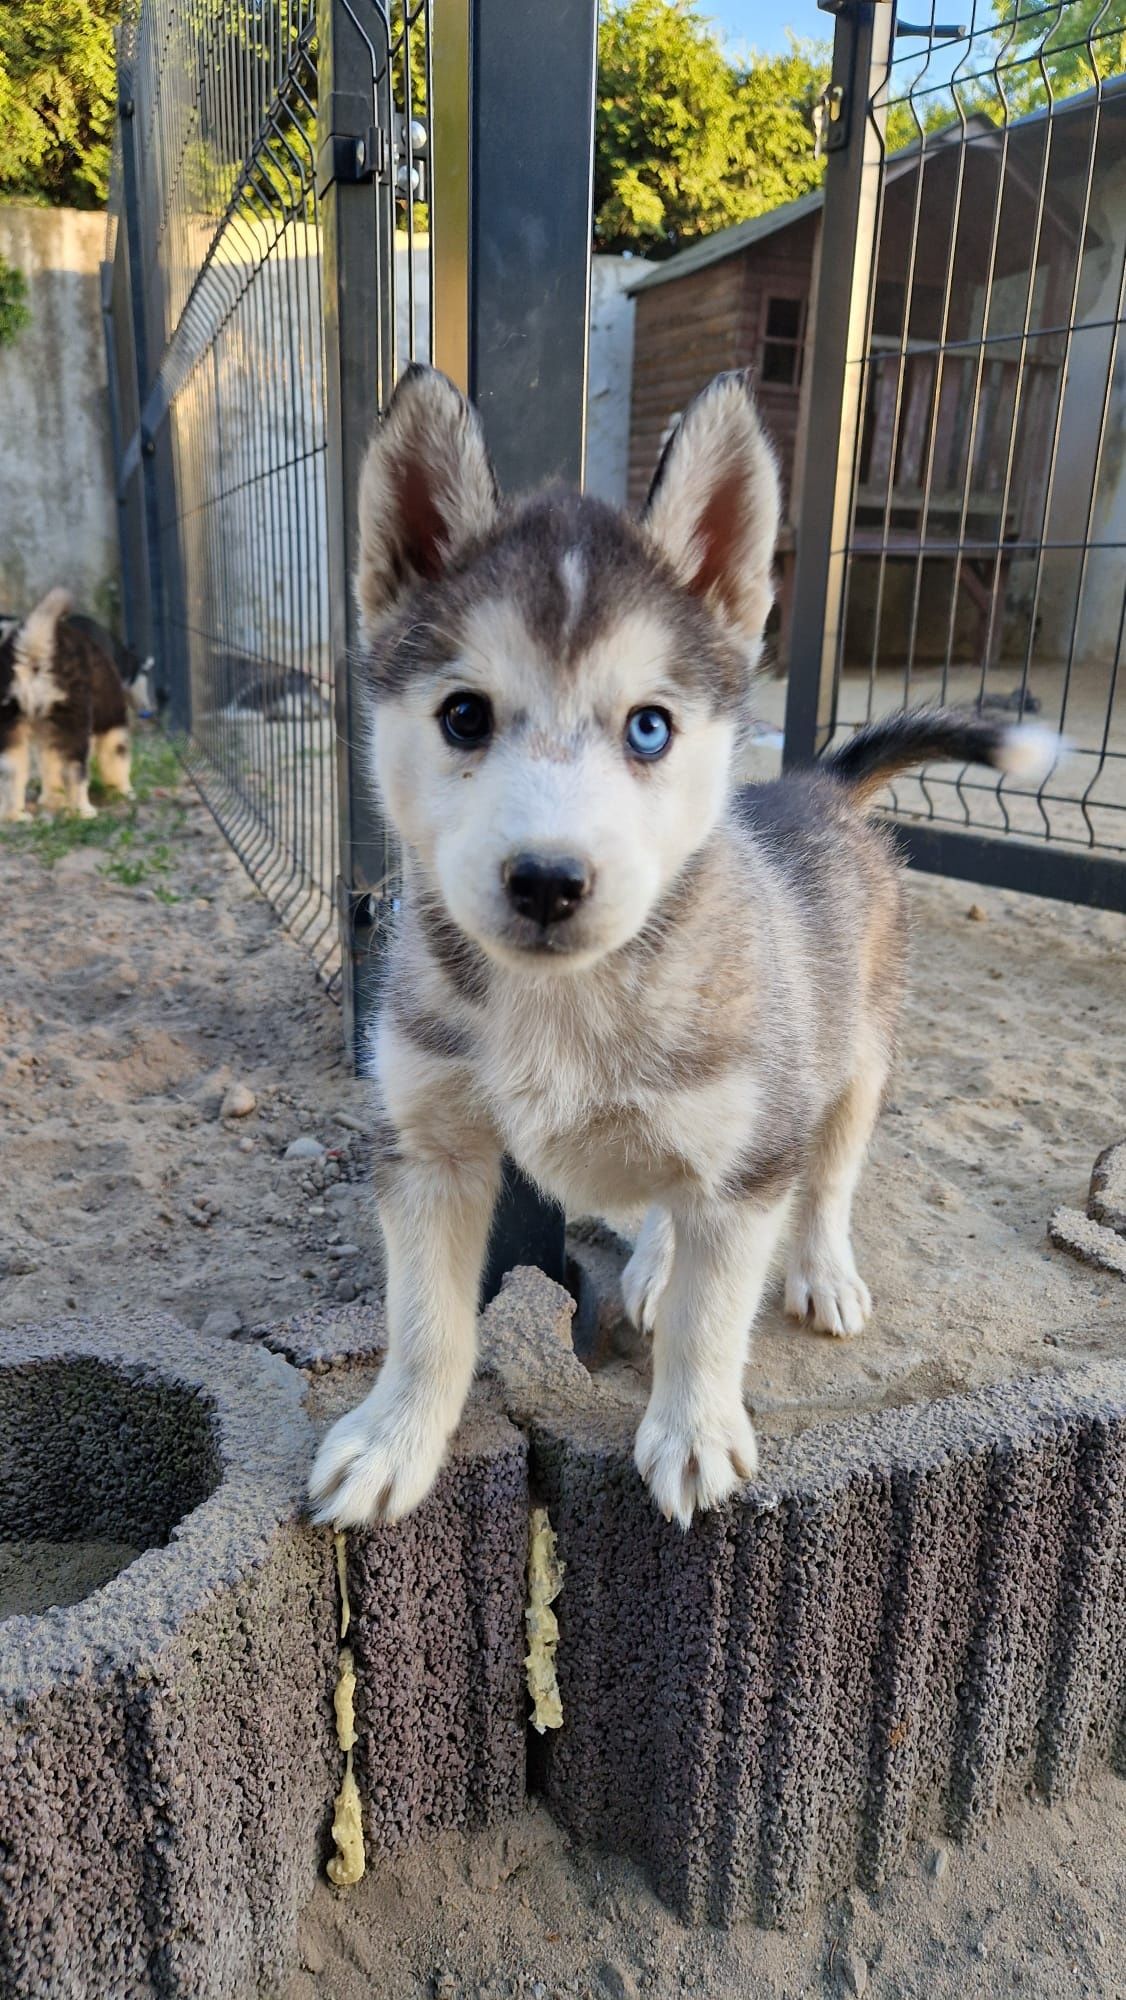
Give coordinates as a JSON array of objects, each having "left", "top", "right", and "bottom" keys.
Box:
[{"left": 624, "top": 75, "right": 1126, "bottom": 299}]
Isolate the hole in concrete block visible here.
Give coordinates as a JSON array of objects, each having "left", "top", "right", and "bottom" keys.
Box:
[{"left": 0, "top": 1358, "right": 222, "bottom": 1618}]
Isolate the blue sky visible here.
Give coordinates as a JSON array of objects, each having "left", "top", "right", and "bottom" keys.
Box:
[{"left": 704, "top": 0, "right": 828, "bottom": 56}]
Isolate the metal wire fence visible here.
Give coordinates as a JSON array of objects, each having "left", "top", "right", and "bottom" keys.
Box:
[
  {"left": 107, "top": 0, "right": 598, "bottom": 1282},
  {"left": 787, "top": 0, "right": 1126, "bottom": 906},
  {"left": 107, "top": 0, "right": 435, "bottom": 992}
]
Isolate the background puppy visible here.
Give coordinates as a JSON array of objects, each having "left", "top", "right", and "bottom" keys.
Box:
[
  {"left": 63, "top": 612, "right": 157, "bottom": 720},
  {"left": 308, "top": 366, "right": 1057, "bottom": 1534},
  {"left": 0, "top": 589, "right": 133, "bottom": 820}
]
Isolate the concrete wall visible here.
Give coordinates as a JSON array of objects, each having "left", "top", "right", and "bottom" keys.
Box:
[
  {"left": 585, "top": 255, "right": 653, "bottom": 505},
  {"left": 0, "top": 205, "right": 119, "bottom": 623},
  {"left": 1039, "top": 155, "right": 1126, "bottom": 671}
]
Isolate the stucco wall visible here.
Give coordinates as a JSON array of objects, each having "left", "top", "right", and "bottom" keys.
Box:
[
  {"left": 586, "top": 255, "right": 653, "bottom": 504},
  {"left": 0, "top": 204, "right": 119, "bottom": 623},
  {"left": 1038, "top": 156, "right": 1126, "bottom": 670}
]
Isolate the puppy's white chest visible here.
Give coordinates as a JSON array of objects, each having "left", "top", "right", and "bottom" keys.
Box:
[
  {"left": 13, "top": 657, "right": 60, "bottom": 721},
  {"left": 479, "top": 998, "right": 735, "bottom": 1212}
]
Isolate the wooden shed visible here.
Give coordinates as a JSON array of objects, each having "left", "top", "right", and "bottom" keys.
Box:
[
  {"left": 625, "top": 190, "right": 821, "bottom": 531},
  {"left": 625, "top": 99, "right": 1106, "bottom": 673}
]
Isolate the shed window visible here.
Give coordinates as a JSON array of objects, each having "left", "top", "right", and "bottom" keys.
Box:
[{"left": 760, "top": 295, "right": 806, "bottom": 388}]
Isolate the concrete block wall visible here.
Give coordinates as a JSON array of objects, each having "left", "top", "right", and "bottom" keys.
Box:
[
  {"left": 3, "top": 1294, "right": 1124, "bottom": 1996},
  {"left": 531, "top": 1360, "right": 1126, "bottom": 1926},
  {"left": 0, "top": 1312, "right": 538, "bottom": 1998},
  {"left": 0, "top": 1320, "right": 337, "bottom": 2000}
]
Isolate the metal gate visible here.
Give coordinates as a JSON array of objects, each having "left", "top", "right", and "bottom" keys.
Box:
[
  {"left": 105, "top": 0, "right": 599, "bottom": 1286},
  {"left": 785, "top": 0, "right": 1126, "bottom": 911}
]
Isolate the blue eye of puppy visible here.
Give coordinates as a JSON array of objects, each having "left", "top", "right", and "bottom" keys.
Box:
[
  {"left": 625, "top": 706, "right": 672, "bottom": 760},
  {"left": 440, "top": 692, "right": 492, "bottom": 747}
]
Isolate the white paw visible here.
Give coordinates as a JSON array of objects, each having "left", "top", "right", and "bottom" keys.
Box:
[
  {"left": 634, "top": 1398, "right": 758, "bottom": 1530},
  {"left": 785, "top": 1255, "right": 871, "bottom": 1338},
  {"left": 75, "top": 801, "right": 98, "bottom": 821},
  {"left": 621, "top": 1208, "right": 674, "bottom": 1335},
  {"left": 1, "top": 809, "right": 31, "bottom": 824},
  {"left": 307, "top": 1380, "right": 451, "bottom": 1528}
]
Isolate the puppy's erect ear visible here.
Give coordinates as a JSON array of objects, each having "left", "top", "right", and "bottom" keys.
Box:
[
  {"left": 641, "top": 371, "right": 780, "bottom": 645},
  {"left": 355, "top": 365, "right": 500, "bottom": 634}
]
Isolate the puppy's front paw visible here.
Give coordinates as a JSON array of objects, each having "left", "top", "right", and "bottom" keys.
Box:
[
  {"left": 634, "top": 1400, "right": 758, "bottom": 1530},
  {"left": 308, "top": 1384, "right": 450, "bottom": 1528},
  {"left": 785, "top": 1255, "right": 871, "bottom": 1338}
]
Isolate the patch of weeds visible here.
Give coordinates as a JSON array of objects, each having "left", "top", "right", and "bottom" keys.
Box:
[{"left": 0, "top": 726, "right": 190, "bottom": 896}]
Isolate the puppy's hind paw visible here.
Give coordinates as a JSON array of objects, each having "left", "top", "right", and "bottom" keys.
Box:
[
  {"left": 785, "top": 1260, "right": 871, "bottom": 1339},
  {"left": 307, "top": 1386, "right": 450, "bottom": 1529},
  {"left": 634, "top": 1402, "right": 758, "bottom": 1531},
  {"left": 621, "top": 1208, "right": 674, "bottom": 1336}
]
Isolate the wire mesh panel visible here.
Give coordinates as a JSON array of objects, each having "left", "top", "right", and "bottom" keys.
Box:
[
  {"left": 789, "top": 0, "right": 1126, "bottom": 899},
  {"left": 111, "top": 0, "right": 434, "bottom": 989}
]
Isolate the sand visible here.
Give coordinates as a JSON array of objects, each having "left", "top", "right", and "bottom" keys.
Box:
[
  {"left": 0, "top": 1537, "right": 143, "bottom": 1618},
  {"left": 1, "top": 748, "right": 1124, "bottom": 1996},
  {"left": 275, "top": 1780, "right": 1126, "bottom": 2000}
]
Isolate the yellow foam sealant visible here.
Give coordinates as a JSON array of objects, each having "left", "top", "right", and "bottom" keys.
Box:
[
  {"left": 525, "top": 1506, "right": 565, "bottom": 1734},
  {"left": 327, "top": 1530, "right": 365, "bottom": 1887}
]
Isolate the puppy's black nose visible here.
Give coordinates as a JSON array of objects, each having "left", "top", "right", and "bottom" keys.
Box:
[{"left": 503, "top": 853, "right": 591, "bottom": 927}]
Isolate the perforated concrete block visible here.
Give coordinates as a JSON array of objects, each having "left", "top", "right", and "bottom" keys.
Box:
[
  {"left": 0, "top": 1318, "right": 338, "bottom": 2000},
  {"left": 532, "top": 1361, "right": 1126, "bottom": 1926},
  {"left": 268, "top": 1297, "right": 533, "bottom": 1857}
]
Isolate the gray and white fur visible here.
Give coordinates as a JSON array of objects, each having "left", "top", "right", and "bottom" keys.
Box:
[{"left": 308, "top": 365, "right": 1058, "bottom": 1533}]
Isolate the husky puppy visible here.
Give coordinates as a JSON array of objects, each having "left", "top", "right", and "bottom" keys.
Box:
[
  {"left": 0, "top": 590, "right": 134, "bottom": 820},
  {"left": 213, "top": 648, "right": 330, "bottom": 722},
  {"left": 308, "top": 366, "right": 1056, "bottom": 1533},
  {"left": 63, "top": 613, "right": 157, "bottom": 720}
]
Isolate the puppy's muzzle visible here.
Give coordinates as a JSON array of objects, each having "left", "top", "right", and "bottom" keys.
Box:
[{"left": 502, "top": 852, "right": 592, "bottom": 929}]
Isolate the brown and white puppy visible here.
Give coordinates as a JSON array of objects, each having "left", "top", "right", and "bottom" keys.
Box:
[
  {"left": 308, "top": 365, "right": 1056, "bottom": 1533},
  {"left": 0, "top": 590, "right": 133, "bottom": 820}
]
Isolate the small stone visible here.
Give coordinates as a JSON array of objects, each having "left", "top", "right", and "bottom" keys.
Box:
[
  {"left": 596, "top": 1963, "right": 640, "bottom": 2000},
  {"left": 432, "top": 1974, "right": 457, "bottom": 2000},
  {"left": 925, "top": 1841, "right": 949, "bottom": 1879},
  {"left": 201, "top": 1307, "right": 243, "bottom": 1339},
  {"left": 327, "top": 1242, "right": 360, "bottom": 1259},
  {"left": 335, "top": 1277, "right": 359, "bottom": 1303},
  {"left": 1049, "top": 1205, "right": 1126, "bottom": 1277},
  {"left": 221, "top": 1082, "right": 257, "bottom": 1119},
  {"left": 286, "top": 1135, "right": 326, "bottom": 1160},
  {"left": 836, "top": 1944, "right": 868, "bottom": 1998},
  {"left": 238, "top": 1136, "right": 254, "bottom": 1154},
  {"left": 967, "top": 902, "right": 987, "bottom": 921}
]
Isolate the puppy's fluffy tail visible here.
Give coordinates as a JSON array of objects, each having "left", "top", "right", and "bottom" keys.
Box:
[
  {"left": 18, "top": 587, "right": 72, "bottom": 672},
  {"left": 825, "top": 706, "right": 1061, "bottom": 805}
]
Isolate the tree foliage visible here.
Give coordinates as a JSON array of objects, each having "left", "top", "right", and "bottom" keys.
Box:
[
  {"left": 595, "top": 1, "right": 829, "bottom": 257},
  {"left": 0, "top": 1, "right": 120, "bottom": 209},
  {"left": 0, "top": 256, "right": 32, "bottom": 346},
  {"left": 988, "top": 0, "right": 1126, "bottom": 112}
]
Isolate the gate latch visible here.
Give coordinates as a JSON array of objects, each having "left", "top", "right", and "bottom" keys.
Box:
[
  {"left": 813, "top": 84, "right": 847, "bottom": 159},
  {"left": 316, "top": 126, "right": 389, "bottom": 198}
]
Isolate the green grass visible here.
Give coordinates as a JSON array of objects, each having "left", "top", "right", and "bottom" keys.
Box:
[{"left": 0, "top": 729, "right": 189, "bottom": 898}]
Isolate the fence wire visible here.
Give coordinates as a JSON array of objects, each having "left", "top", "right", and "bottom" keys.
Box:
[
  {"left": 110, "top": 0, "right": 433, "bottom": 990},
  {"left": 826, "top": 0, "right": 1126, "bottom": 863}
]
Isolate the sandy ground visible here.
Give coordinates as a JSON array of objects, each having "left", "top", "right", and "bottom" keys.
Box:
[
  {"left": 277, "top": 1779, "right": 1126, "bottom": 2000},
  {"left": 1, "top": 742, "right": 1124, "bottom": 1998}
]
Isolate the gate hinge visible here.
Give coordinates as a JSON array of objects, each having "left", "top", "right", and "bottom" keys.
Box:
[{"left": 316, "top": 125, "right": 389, "bottom": 198}]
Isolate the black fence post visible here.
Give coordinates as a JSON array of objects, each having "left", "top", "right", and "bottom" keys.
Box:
[
  {"left": 317, "top": 0, "right": 397, "bottom": 1067},
  {"left": 783, "top": 0, "right": 894, "bottom": 767},
  {"left": 116, "top": 71, "right": 173, "bottom": 720},
  {"left": 432, "top": 0, "right": 598, "bottom": 1297}
]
